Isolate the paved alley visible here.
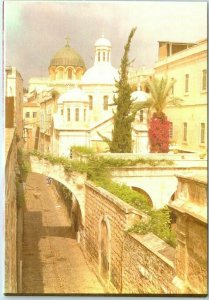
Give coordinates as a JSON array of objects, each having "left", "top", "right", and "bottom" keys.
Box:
[{"left": 22, "top": 172, "right": 104, "bottom": 294}]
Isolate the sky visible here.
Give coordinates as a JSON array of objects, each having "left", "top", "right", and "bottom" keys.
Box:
[{"left": 4, "top": 1, "right": 207, "bottom": 87}]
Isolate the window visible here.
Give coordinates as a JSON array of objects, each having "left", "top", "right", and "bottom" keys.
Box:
[
  {"left": 25, "top": 112, "right": 30, "bottom": 118},
  {"left": 61, "top": 109, "right": 63, "bottom": 115},
  {"left": 107, "top": 51, "right": 109, "bottom": 62},
  {"left": 170, "top": 78, "right": 174, "bottom": 94},
  {"left": 185, "top": 74, "right": 189, "bottom": 93},
  {"left": 202, "top": 69, "right": 207, "bottom": 90},
  {"left": 98, "top": 52, "right": 100, "bottom": 62},
  {"left": 89, "top": 95, "right": 93, "bottom": 110},
  {"left": 68, "top": 69, "right": 72, "bottom": 79},
  {"left": 183, "top": 122, "right": 187, "bottom": 142},
  {"left": 84, "top": 109, "right": 86, "bottom": 122},
  {"left": 103, "top": 96, "right": 108, "bottom": 110},
  {"left": 33, "top": 112, "right": 37, "bottom": 118},
  {"left": 67, "top": 108, "right": 70, "bottom": 121},
  {"left": 103, "top": 52, "right": 105, "bottom": 62},
  {"left": 200, "top": 123, "right": 205, "bottom": 144},
  {"left": 169, "top": 122, "right": 173, "bottom": 139},
  {"left": 139, "top": 110, "right": 143, "bottom": 122},
  {"left": 75, "top": 108, "right": 79, "bottom": 121}
]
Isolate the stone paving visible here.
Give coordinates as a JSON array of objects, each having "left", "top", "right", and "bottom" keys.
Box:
[{"left": 22, "top": 172, "right": 104, "bottom": 294}]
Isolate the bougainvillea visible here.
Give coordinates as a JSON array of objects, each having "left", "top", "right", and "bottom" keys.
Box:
[{"left": 148, "top": 112, "right": 170, "bottom": 153}]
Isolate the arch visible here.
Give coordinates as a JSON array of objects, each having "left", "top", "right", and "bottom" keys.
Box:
[
  {"left": 66, "top": 67, "right": 73, "bottom": 79},
  {"left": 55, "top": 66, "right": 65, "bottom": 80},
  {"left": 131, "top": 186, "right": 153, "bottom": 207},
  {"left": 75, "top": 68, "right": 83, "bottom": 80},
  {"left": 29, "top": 156, "right": 86, "bottom": 222},
  {"left": 98, "top": 215, "right": 111, "bottom": 287}
]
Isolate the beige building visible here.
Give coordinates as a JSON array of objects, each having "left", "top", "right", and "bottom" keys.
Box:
[
  {"left": 128, "top": 66, "right": 154, "bottom": 91},
  {"left": 23, "top": 99, "right": 40, "bottom": 151},
  {"left": 155, "top": 39, "right": 207, "bottom": 153},
  {"left": 5, "top": 66, "right": 24, "bottom": 144}
]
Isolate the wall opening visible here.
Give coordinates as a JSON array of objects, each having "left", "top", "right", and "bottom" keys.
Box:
[
  {"left": 132, "top": 186, "right": 153, "bottom": 207},
  {"left": 99, "top": 215, "right": 111, "bottom": 287}
]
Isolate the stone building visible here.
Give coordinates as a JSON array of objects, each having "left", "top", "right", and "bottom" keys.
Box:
[
  {"left": 5, "top": 66, "right": 24, "bottom": 144},
  {"left": 155, "top": 39, "right": 207, "bottom": 153}
]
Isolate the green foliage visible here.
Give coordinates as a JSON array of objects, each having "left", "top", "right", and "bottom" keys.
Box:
[
  {"left": 144, "top": 76, "right": 183, "bottom": 118},
  {"left": 129, "top": 206, "right": 177, "bottom": 247},
  {"left": 99, "top": 27, "right": 137, "bottom": 153},
  {"left": 30, "top": 150, "right": 176, "bottom": 246},
  {"left": 71, "top": 145, "right": 95, "bottom": 155},
  {"left": 17, "top": 149, "right": 31, "bottom": 181}
]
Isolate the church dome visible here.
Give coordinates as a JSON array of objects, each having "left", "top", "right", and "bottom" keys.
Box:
[
  {"left": 82, "top": 64, "right": 119, "bottom": 85},
  {"left": 95, "top": 37, "right": 111, "bottom": 47},
  {"left": 131, "top": 90, "right": 149, "bottom": 102},
  {"left": 50, "top": 44, "right": 85, "bottom": 68},
  {"left": 58, "top": 87, "right": 88, "bottom": 104}
]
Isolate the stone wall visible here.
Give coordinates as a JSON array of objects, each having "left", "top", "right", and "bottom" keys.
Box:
[
  {"left": 5, "top": 129, "right": 18, "bottom": 293},
  {"left": 84, "top": 181, "right": 176, "bottom": 294},
  {"left": 169, "top": 175, "right": 207, "bottom": 294},
  {"left": 85, "top": 182, "right": 145, "bottom": 292},
  {"left": 122, "top": 233, "right": 176, "bottom": 294}
]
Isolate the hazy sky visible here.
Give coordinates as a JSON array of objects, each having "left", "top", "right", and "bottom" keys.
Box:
[{"left": 4, "top": 1, "right": 207, "bottom": 86}]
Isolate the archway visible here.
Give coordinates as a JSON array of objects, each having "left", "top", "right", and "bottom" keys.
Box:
[
  {"left": 132, "top": 186, "right": 153, "bottom": 207},
  {"left": 98, "top": 215, "right": 111, "bottom": 286}
]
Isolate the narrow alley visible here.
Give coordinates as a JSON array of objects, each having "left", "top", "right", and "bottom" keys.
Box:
[{"left": 22, "top": 172, "right": 104, "bottom": 294}]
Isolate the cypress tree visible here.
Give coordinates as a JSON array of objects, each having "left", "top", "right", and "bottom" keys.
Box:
[{"left": 99, "top": 27, "right": 137, "bottom": 153}]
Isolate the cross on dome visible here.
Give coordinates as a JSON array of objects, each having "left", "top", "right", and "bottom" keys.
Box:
[{"left": 65, "top": 35, "right": 70, "bottom": 47}]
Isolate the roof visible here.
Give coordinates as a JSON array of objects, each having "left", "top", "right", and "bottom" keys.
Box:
[
  {"left": 82, "top": 64, "right": 119, "bottom": 85},
  {"left": 23, "top": 102, "right": 39, "bottom": 107},
  {"left": 49, "top": 45, "right": 85, "bottom": 68},
  {"left": 95, "top": 37, "right": 111, "bottom": 47}
]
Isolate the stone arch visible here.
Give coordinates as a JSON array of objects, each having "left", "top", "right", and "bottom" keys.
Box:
[
  {"left": 98, "top": 215, "right": 111, "bottom": 287},
  {"left": 132, "top": 186, "right": 153, "bottom": 207},
  {"left": 29, "top": 156, "right": 86, "bottom": 221}
]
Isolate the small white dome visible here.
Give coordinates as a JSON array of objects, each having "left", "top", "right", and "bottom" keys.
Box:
[
  {"left": 82, "top": 64, "right": 119, "bottom": 85},
  {"left": 95, "top": 37, "right": 111, "bottom": 47},
  {"left": 58, "top": 88, "right": 88, "bottom": 104},
  {"left": 131, "top": 90, "right": 149, "bottom": 102}
]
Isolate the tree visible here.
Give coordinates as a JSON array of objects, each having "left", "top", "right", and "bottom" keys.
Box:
[
  {"left": 144, "top": 76, "right": 182, "bottom": 153},
  {"left": 99, "top": 27, "right": 137, "bottom": 153}
]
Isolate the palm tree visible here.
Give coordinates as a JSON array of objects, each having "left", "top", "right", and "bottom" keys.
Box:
[{"left": 132, "top": 76, "right": 182, "bottom": 153}]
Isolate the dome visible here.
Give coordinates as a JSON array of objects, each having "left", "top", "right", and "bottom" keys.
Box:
[
  {"left": 50, "top": 45, "right": 85, "bottom": 68},
  {"left": 82, "top": 64, "right": 119, "bottom": 85},
  {"left": 58, "top": 87, "right": 88, "bottom": 104},
  {"left": 131, "top": 90, "right": 149, "bottom": 102},
  {"left": 95, "top": 37, "right": 111, "bottom": 47}
]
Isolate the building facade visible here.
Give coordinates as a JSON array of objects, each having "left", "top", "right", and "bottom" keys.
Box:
[
  {"left": 5, "top": 66, "right": 24, "bottom": 144},
  {"left": 155, "top": 39, "right": 207, "bottom": 153},
  {"left": 25, "top": 36, "right": 149, "bottom": 156}
]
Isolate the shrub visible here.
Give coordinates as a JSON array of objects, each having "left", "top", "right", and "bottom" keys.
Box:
[{"left": 71, "top": 145, "right": 95, "bottom": 155}]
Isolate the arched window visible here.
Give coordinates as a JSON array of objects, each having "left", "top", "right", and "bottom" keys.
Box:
[
  {"left": 103, "top": 52, "right": 105, "bottom": 62},
  {"left": 57, "top": 68, "right": 63, "bottom": 80},
  {"left": 140, "top": 110, "right": 143, "bottom": 122},
  {"left": 89, "top": 95, "right": 93, "bottom": 110},
  {"left": 107, "top": 51, "right": 109, "bottom": 62},
  {"left": 68, "top": 69, "right": 73, "bottom": 79},
  {"left": 103, "top": 96, "right": 108, "bottom": 110},
  {"left": 98, "top": 52, "right": 100, "bottom": 62},
  {"left": 84, "top": 109, "right": 86, "bottom": 122},
  {"left": 75, "top": 108, "right": 79, "bottom": 121},
  {"left": 67, "top": 108, "right": 70, "bottom": 121}
]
